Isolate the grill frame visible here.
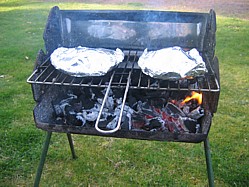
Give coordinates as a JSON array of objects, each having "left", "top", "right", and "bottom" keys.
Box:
[
  {"left": 28, "top": 7, "right": 220, "bottom": 143},
  {"left": 29, "top": 7, "right": 219, "bottom": 186}
]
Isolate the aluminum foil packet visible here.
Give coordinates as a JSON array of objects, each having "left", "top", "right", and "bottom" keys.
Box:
[
  {"left": 50, "top": 46, "right": 124, "bottom": 77},
  {"left": 138, "top": 46, "right": 207, "bottom": 80}
]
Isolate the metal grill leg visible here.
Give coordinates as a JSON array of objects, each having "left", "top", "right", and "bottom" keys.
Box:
[
  {"left": 67, "top": 133, "right": 77, "bottom": 159},
  {"left": 34, "top": 131, "right": 52, "bottom": 187},
  {"left": 204, "top": 138, "right": 214, "bottom": 187}
]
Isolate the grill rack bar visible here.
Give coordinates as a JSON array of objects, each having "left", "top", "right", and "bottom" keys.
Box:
[
  {"left": 95, "top": 70, "right": 132, "bottom": 134},
  {"left": 27, "top": 50, "right": 220, "bottom": 92}
]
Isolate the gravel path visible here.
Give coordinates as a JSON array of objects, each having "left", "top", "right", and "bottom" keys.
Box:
[{"left": 52, "top": 0, "right": 248, "bottom": 19}]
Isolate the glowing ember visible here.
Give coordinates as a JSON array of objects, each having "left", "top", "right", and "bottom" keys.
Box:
[{"left": 182, "top": 91, "right": 202, "bottom": 105}]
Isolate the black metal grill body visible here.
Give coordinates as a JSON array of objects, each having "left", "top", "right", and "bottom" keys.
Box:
[{"left": 28, "top": 6, "right": 220, "bottom": 143}]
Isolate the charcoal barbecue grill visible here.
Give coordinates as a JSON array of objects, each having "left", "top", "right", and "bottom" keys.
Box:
[{"left": 27, "top": 6, "right": 220, "bottom": 186}]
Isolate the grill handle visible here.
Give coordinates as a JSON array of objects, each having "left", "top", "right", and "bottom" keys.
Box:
[{"left": 95, "top": 72, "right": 131, "bottom": 134}]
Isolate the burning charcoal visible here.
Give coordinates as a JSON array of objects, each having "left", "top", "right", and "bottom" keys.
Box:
[
  {"left": 82, "top": 99, "right": 94, "bottom": 110},
  {"left": 120, "top": 104, "right": 133, "bottom": 120},
  {"left": 188, "top": 106, "right": 204, "bottom": 119},
  {"left": 142, "top": 117, "right": 164, "bottom": 131},
  {"left": 182, "top": 117, "right": 199, "bottom": 133},
  {"left": 82, "top": 103, "right": 102, "bottom": 122},
  {"left": 166, "top": 122, "right": 180, "bottom": 133},
  {"left": 182, "top": 105, "right": 190, "bottom": 115},
  {"left": 67, "top": 93, "right": 78, "bottom": 99},
  {"left": 65, "top": 110, "right": 83, "bottom": 126},
  {"left": 115, "top": 98, "right": 122, "bottom": 106},
  {"left": 98, "top": 116, "right": 115, "bottom": 128},
  {"left": 126, "top": 108, "right": 134, "bottom": 130},
  {"left": 52, "top": 93, "right": 77, "bottom": 117},
  {"left": 142, "top": 108, "right": 156, "bottom": 118},
  {"left": 81, "top": 98, "right": 95, "bottom": 110},
  {"left": 159, "top": 123, "right": 168, "bottom": 132},
  {"left": 76, "top": 114, "right": 86, "bottom": 126},
  {"left": 127, "top": 95, "right": 137, "bottom": 109},
  {"left": 106, "top": 104, "right": 134, "bottom": 130},
  {"left": 121, "top": 116, "right": 130, "bottom": 130},
  {"left": 136, "top": 101, "right": 143, "bottom": 112},
  {"left": 132, "top": 113, "right": 146, "bottom": 129},
  {"left": 97, "top": 98, "right": 103, "bottom": 104},
  {"left": 71, "top": 100, "right": 82, "bottom": 113},
  {"left": 178, "top": 117, "right": 190, "bottom": 133},
  {"left": 132, "top": 120, "right": 146, "bottom": 129},
  {"left": 82, "top": 108, "right": 99, "bottom": 121},
  {"left": 106, "top": 116, "right": 118, "bottom": 129},
  {"left": 137, "top": 101, "right": 155, "bottom": 117},
  {"left": 171, "top": 117, "right": 187, "bottom": 133},
  {"left": 189, "top": 103, "right": 200, "bottom": 111},
  {"left": 166, "top": 103, "right": 186, "bottom": 117},
  {"left": 105, "top": 96, "right": 114, "bottom": 110}
]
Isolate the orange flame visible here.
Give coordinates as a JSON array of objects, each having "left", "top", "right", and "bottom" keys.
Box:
[{"left": 182, "top": 91, "right": 202, "bottom": 105}]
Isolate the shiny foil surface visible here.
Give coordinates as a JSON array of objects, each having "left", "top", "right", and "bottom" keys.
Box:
[
  {"left": 51, "top": 46, "right": 124, "bottom": 77},
  {"left": 138, "top": 47, "right": 207, "bottom": 80}
]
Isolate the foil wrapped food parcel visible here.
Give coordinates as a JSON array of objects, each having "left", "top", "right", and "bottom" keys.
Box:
[
  {"left": 50, "top": 46, "right": 124, "bottom": 77},
  {"left": 138, "top": 47, "right": 207, "bottom": 80}
]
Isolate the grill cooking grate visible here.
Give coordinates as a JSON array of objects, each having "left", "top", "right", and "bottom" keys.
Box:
[{"left": 27, "top": 50, "right": 219, "bottom": 92}]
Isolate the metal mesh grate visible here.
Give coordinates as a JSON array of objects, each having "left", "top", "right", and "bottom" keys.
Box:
[{"left": 27, "top": 50, "right": 220, "bottom": 92}]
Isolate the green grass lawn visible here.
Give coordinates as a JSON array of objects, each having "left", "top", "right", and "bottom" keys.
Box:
[{"left": 0, "top": 0, "right": 248, "bottom": 186}]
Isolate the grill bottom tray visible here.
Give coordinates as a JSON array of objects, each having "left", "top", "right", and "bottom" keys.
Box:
[
  {"left": 33, "top": 85, "right": 211, "bottom": 143},
  {"left": 35, "top": 122, "right": 209, "bottom": 143}
]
